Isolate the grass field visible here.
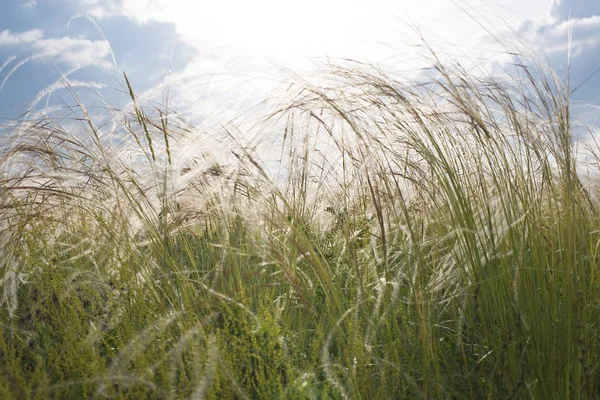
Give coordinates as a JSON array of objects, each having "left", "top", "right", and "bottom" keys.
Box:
[{"left": 1, "top": 42, "right": 600, "bottom": 399}]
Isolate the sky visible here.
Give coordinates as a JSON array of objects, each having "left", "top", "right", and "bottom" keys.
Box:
[{"left": 0, "top": 0, "right": 599, "bottom": 126}]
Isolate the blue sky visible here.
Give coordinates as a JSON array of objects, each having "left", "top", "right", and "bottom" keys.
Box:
[{"left": 0, "top": 0, "right": 599, "bottom": 125}]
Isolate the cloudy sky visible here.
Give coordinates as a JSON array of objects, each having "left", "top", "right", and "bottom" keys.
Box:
[{"left": 0, "top": 0, "right": 599, "bottom": 124}]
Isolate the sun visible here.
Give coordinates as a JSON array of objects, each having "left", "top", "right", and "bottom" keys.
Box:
[{"left": 117, "top": 0, "right": 551, "bottom": 69}]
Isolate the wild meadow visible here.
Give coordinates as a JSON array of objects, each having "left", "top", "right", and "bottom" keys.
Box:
[{"left": 1, "top": 34, "right": 600, "bottom": 399}]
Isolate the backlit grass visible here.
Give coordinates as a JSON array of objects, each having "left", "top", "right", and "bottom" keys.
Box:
[{"left": 1, "top": 40, "right": 600, "bottom": 399}]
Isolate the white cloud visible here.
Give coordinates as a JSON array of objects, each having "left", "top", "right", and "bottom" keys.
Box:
[
  {"left": 533, "top": 15, "right": 600, "bottom": 55},
  {"left": 65, "top": 0, "right": 122, "bottom": 19},
  {"left": 0, "top": 29, "right": 110, "bottom": 68},
  {"left": 31, "top": 37, "right": 111, "bottom": 65},
  {"left": 512, "top": 1, "right": 600, "bottom": 106},
  {"left": 550, "top": 0, "right": 600, "bottom": 22},
  {"left": 0, "top": 36, "right": 112, "bottom": 94},
  {"left": 0, "top": 29, "right": 44, "bottom": 46},
  {"left": 19, "top": 0, "right": 38, "bottom": 9}
]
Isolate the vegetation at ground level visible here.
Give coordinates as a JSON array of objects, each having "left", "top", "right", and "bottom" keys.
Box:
[{"left": 1, "top": 42, "right": 600, "bottom": 399}]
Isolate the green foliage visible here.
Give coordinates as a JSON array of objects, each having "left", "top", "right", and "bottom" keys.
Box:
[
  {"left": 208, "top": 303, "right": 289, "bottom": 399},
  {"left": 1, "top": 263, "right": 106, "bottom": 399},
  {"left": 2, "top": 39, "right": 600, "bottom": 399}
]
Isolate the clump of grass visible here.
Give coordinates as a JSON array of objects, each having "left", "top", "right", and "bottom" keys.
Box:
[{"left": 1, "top": 30, "right": 600, "bottom": 400}]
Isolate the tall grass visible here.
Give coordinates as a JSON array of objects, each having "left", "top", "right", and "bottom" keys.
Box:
[{"left": 1, "top": 37, "right": 600, "bottom": 399}]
